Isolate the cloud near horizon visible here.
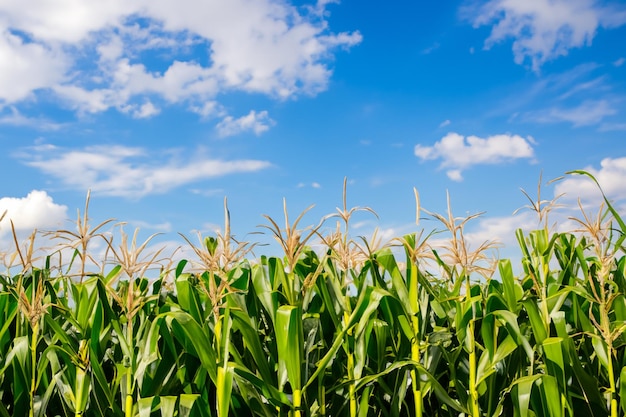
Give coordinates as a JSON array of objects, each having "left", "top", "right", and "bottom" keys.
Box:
[
  {"left": 17, "top": 144, "right": 272, "bottom": 198},
  {"left": 0, "top": 190, "right": 68, "bottom": 237},
  {"left": 414, "top": 132, "right": 535, "bottom": 181},
  {"left": 555, "top": 157, "right": 626, "bottom": 204}
]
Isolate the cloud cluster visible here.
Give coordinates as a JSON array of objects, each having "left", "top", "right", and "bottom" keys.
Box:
[
  {"left": 18, "top": 144, "right": 272, "bottom": 198},
  {"left": 0, "top": 0, "right": 361, "bottom": 134},
  {"left": 555, "top": 157, "right": 626, "bottom": 203},
  {"left": 467, "top": 0, "right": 626, "bottom": 69},
  {"left": 216, "top": 110, "right": 275, "bottom": 138},
  {"left": 414, "top": 132, "right": 535, "bottom": 181},
  {"left": 0, "top": 190, "right": 67, "bottom": 237}
]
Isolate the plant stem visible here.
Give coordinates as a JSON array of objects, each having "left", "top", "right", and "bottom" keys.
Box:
[
  {"left": 125, "top": 319, "right": 133, "bottom": 417},
  {"left": 409, "top": 266, "right": 422, "bottom": 417},
  {"left": 344, "top": 311, "right": 357, "bottom": 417},
  {"left": 29, "top": 320, "right": 38, "bottom": 417}
]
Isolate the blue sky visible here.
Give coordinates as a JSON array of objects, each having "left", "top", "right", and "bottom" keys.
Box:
[{"left": 1, "top": 0, "right": 626, "bottom": 267}]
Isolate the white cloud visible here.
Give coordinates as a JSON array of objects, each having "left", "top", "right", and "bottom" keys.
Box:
[
  {"left": 526, "top": 99, "right": 617, "bottom": 126},
  {"left": 297, "top": 182, "right": 322, "bottom": 189},
  {"left": 129, "top": 101, "right": 160, "bottom": 119},
  {"left": 554, "top": 157, "right": 626, "bottom": 204},
  {"left": 414, "top": 132, "right": 535, "bottom": 181},
  {"left": 216, "top": 110, "right": 275, "bottom": 137},
  {"left": 0, "top": 0, "right": 361, "bottom": 123},
  {"left": 0, "top": 106, "right": 64, "bottom": 130},
  {"left": 190, "top": 101, "right": 221, "bottom": 118},
  {"left": 439, "top": 119, "right": 451, "bottom": 128},
  {"left": 422, "top": 42, "right": 440, "bottom": 55},
  {"left": 128, "top": 220, "right": 173, "bottom": 233},
  {"left": 0, "top": 190, "right": 67, "bottom": 237},
  {"left": 614, "top": 57, "right": 626, "bottom": 67},
  {"left": 599, "top": 122, "right": 626, "bottom": 132},
  {"left": 0, "top": 30, "right": 68, "bottom": 102},
  {"left": 446, "top": 169, "right": 463, "bottom": 182},
  {"left": 464, "top": 212, "right": 535, "bottom": 249},
  {"left": 18, "top": 144, "right": 272, "bottom": 198},
  {"left": 467, "top": 0, "right": 626, "bottom": 69}
]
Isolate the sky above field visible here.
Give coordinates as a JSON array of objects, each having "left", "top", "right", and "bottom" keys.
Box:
[{"left": 1, "top": 0, "right": 626, "bottom": 266}]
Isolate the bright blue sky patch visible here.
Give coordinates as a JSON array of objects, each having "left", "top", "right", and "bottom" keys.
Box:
[{"left": 1, "top": 0, "right": 626, "bottom": 265}]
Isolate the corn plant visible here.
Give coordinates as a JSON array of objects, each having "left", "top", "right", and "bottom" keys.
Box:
[{"left": 1, "top": 170, "right": 626, "bottom": 416}]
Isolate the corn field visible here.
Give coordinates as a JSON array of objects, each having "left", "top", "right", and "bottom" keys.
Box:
[{"left": 1, "top": 171, "right": 626, "bottom": 417}]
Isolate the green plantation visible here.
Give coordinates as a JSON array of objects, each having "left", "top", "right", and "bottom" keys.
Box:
[{"left": 2, "top": 171, "right": 626, "bottom": 417}]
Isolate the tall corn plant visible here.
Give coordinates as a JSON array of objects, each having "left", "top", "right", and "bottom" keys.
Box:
[
  {"left": 566, "top": 171, "right": 626, "bottom": 417},
  {"left": 425, "top": 192, "right": 499, "bottom": 417}
]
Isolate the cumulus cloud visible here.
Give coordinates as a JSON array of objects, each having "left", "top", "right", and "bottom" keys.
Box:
[
  {"left": 0, "top": 30, "right": 68, "bottom": 102},
  {"left": 128, "top": 101, "right": 160, "bottom": 119},
  {"left": 216, "top": 110, "right": 275, "bottom": 137},
  {"left": 466, "top": 0, "right": 626, "bottom": 69},
  {"left": 18, "top": 144, "right": 272, "bottom": 198},
  {"left": 0, "top": 0, "right": 361, "bottom": 128},
  {"left": 0, "top": 190, "right": 67, "bottom": 237},
  {"left": 414, "top": 132, "right": 535, "bottom": 181},
  {"left": 554, "top": 157, "right": 626, "bottom": 204}
]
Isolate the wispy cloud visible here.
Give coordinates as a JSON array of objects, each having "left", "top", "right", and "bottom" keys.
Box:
[
  {"left": 127, "top": 220, "right": 173, "bottom": 233},
  {"left": 422, "top": 42, "right": 440, "bottom": 55},
  {"left": 439, "top": 119, "right": 451, "bottom": 128},
  {"left": 525, "top": 99, "right": 617, "bottom": 127},
  {"left": 614, "top": 57, "right": 626, "bottom": 67},
  {"left": 297, "top": 182, "right": 322, "bottom": 189},
  {"left": 599, "top": 122, "right": 626, "bottom": 132},
  {"left": 17, "top": 144, "right": 272, "bottom": 198},
  {"left": 415, "top": 132, "right": 535, "bottom": 181},
  {"left": 0, "top": 107, "right": 64, "bottom": 130},
  {"left": 466, "top": 0, "right": 626, "bottom": 70},
  {"left": 216, "top": 110, "right": 275, "bottom": 137}
]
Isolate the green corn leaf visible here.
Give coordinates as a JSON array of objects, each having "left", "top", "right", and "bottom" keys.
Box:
[
  {"left": 376, "top": 249, "right": 412, "bottom": 315},
  {"left": 539, "top": 375, "right": 563, "bottom": 417},
  {"left": 353, "top": 359, "right": 468, "bottom": 414},
  {"left": 159, "top": 396, "right": 177, "bottom": 417},
  {"left": 179, "top": 394, "right": 200, "bottom": 417},
  {"left": 251, "top": 263, "right": 278, "bottom": 324},
  {"left": 499, "top": 259, "right": 522, "bottom": 312},
  {"left": 138, "top": 396, "right": 154, "bottom": 417},
  {"left": 542, "top": 338, "right": 566, "bottom": 393},
  {"left": 510, "top": 375, "right": 541, "bottom": 417},
  {"left": 275, "top": 305, "right": 303, "bottom": 393},
  {"left": 482, "top": 313, "right": 496, "bottom": 361},
  {"left": 522, "top": 299, "right": 548, "bottom": 345},
  {"left": 620, "top": 366, "right": 626, "bottom": 415},
  {"left": 590, "top": 334, "right": 610, "bottom": 371},
  {"left": 175, "top": 273, "right": 205, "bottom": 324},
  {"left": 175, "top": 259, "right": 188, "bottom": 278},
  {"left": 230, "top": 309, "right": 275, "bottom": 385},
  {"left": 162, "top": 311, "right": 218, "bottom": 383},
  {"left": 231, "top": 362, "right": 292, "bottom": 407},
  {"left": 358, "top": 385, "right": 373, "bottom": 417},
  {"left": 217, "top": 366, "right": 234, "bottom": 417}
]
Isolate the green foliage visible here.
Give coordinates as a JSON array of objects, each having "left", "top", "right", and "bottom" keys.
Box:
[{"left": 1, "top": 171, "right": 626, "bottom": 416}]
